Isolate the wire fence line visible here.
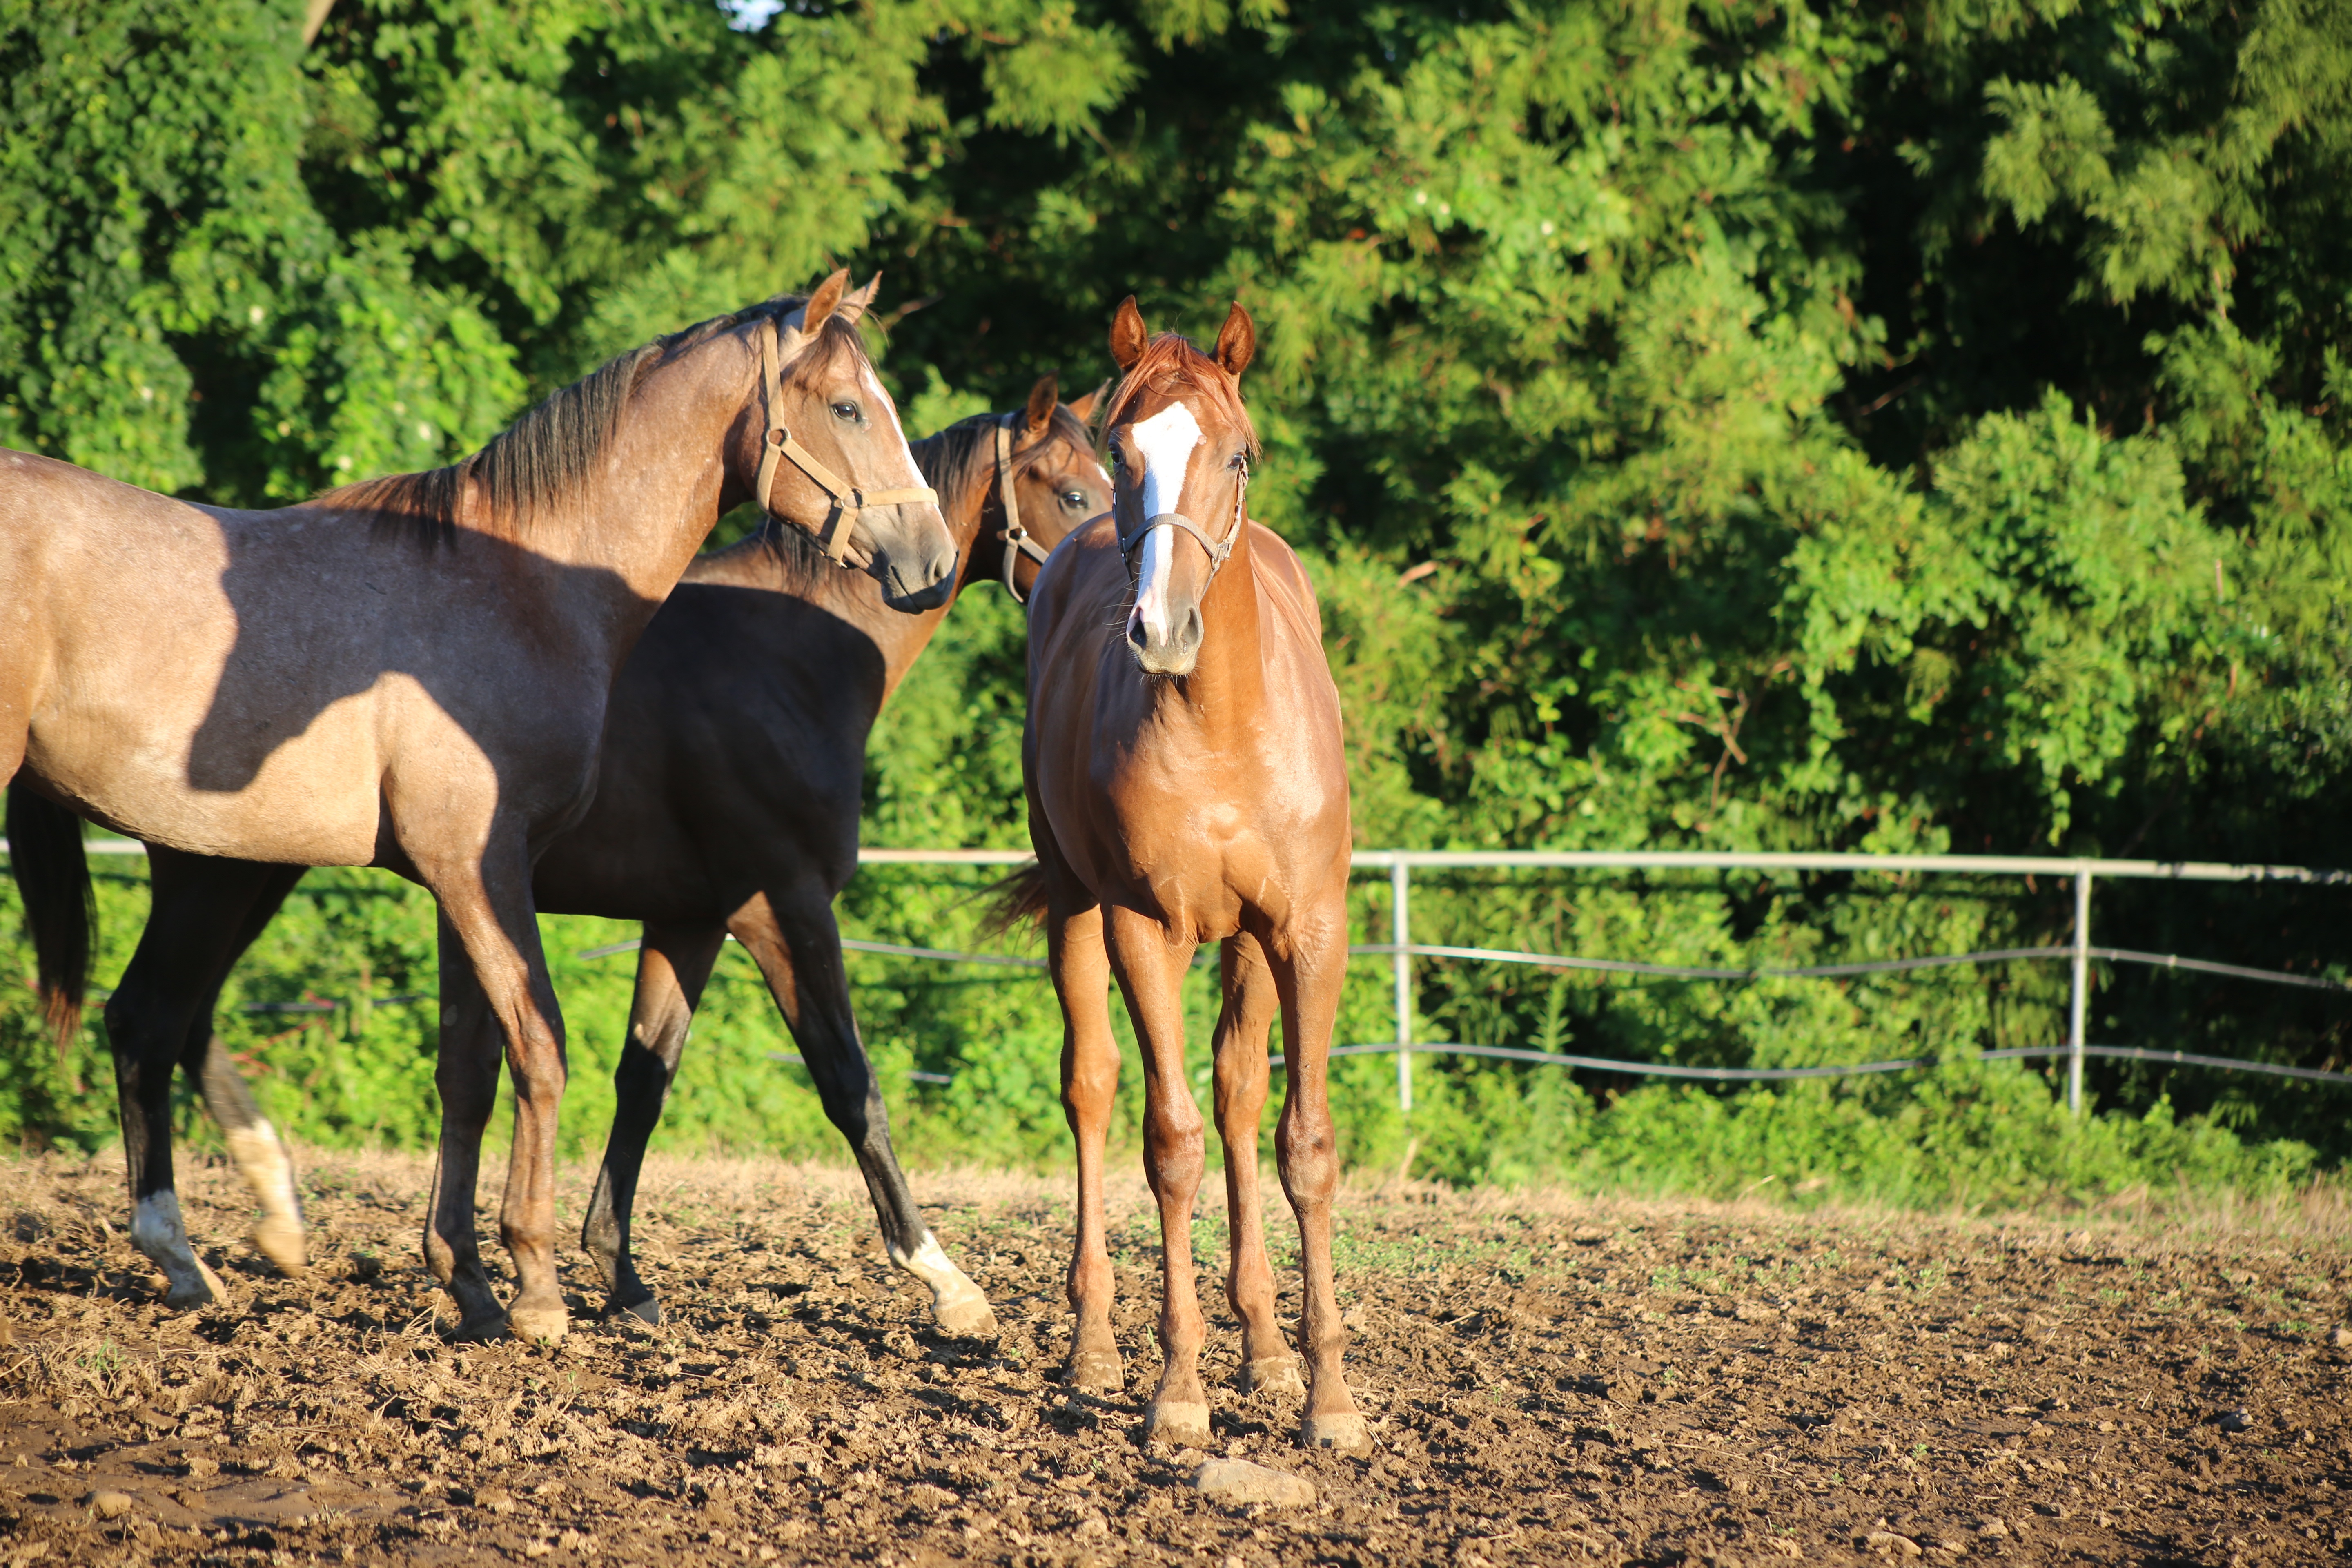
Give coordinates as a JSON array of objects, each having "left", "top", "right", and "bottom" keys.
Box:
[{"left": 20, "top": 840, "right": 2348, "bottom": 1099}]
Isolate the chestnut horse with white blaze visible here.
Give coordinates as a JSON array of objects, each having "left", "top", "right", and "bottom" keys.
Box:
[
  {"left": 1, "top": 271, "right": 953, "bottom": 1343},
  {"left": 1005, "top": 297, "right": 1366, "bottom": 1451}
]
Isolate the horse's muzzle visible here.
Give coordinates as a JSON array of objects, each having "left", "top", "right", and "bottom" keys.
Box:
[
  {"left": 869, "top": 504, "right": 959, "bottom": 614},
  {"left": 1127, "top": 601, "right": 1204, "bottom": 677}
]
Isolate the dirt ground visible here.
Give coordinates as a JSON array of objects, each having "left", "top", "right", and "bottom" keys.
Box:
[{"left": 2, "top": 1151, "right": 2348, "bottom": 1568}]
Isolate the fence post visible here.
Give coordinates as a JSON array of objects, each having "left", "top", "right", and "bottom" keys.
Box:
[
  {"left": 2068, "top": 865, "right": 2091, "bottom": 1115},
  {"left": 1391, "top": 858, "right": 1412, "bottom": 1114}
]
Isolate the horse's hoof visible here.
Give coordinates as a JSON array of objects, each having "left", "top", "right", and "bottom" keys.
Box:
[
  {"left": 508, "top": 1305, "right": 570, "bottom": 1345},
  {"left": 161, "top": 1257, "right": 230, "bottom": 1310},
  {"left": 608, "top": 1293, "right": 661, "bottom": 1327},
  {"left": 1298, "top": 1412, "right": 1370, "bottom": 1453},
  {"left": 1144, "top": 1400, "right": 1213, "bottom": 1446},
  {"left": 442, "top": 1306, "right": 510, "bottom": 1343},
  {"left": 1239, "top": 1356, "right": 1305, "bottom": 1396},
  {"left": 931, "top": 1282, "right": 998, "bottom": 1339},
  {"left": 1063, "top": 1349, "right": 1125, "bottom": 1392},
  {"left": 252, "top": 1216, "right": 306, "bottom": 1278}
]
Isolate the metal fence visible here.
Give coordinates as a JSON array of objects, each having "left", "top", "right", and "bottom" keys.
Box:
[
  {"left": 18, "top": 839, "right": 2350, "bottom": 1108},
  {"left": 628, "top": 846, "right": 2352, "bottom": 1109}
]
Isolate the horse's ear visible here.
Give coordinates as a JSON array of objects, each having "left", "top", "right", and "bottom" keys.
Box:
[
  {"left": 1214, "top": 301, "right": 1255, "bottom": 380},
  {"left": 801, "top": 268, "right": 851, "bottom": 333},
  {"left": 839, "top": 272, "right": 882, "bottom": 325},
  {"left": 1023, "top": 374, "right": 1059, "bottom": 439},
  {"left": 1110, "top": 296, "right": 1148, "bottom": 371},
  {"left": 1067, "top": 379, "right": 1107, "bottom": 424}
]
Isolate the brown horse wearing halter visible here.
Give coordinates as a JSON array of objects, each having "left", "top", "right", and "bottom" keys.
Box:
[
  {"left": 1009, "top": 298, "right": 1367, "bottom": 1451},
  {"left": 2, "top": 271, "right": 953, "bottom": 1342}
]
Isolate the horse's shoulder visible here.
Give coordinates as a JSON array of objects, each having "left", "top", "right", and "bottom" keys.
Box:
[{"left": 1249, "top": 525, "right": 1324, "bottom": 624}]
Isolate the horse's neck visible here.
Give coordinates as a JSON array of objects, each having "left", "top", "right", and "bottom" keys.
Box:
[
  {"left": 681, "top": 434, "right": 995, "bottom": 706},
  {"left": 528, "top": 348, "right": 748, "bottom": 614},
  {"left": 1159, "top": 535, "right": 1267, "bottom": 738}
]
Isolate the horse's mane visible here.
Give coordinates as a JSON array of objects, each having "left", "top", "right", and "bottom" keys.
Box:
[
  {"left": 323, "top": 292, "right": 871, "bottom": 541},
  {"left": 915, "top": 401, "right": 1097, "bottom": 507},
  {"left": 1105, "top": 332, "right": 1258, "bottom": 457}
]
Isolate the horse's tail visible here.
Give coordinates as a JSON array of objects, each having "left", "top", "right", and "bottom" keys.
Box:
[
  {"left": 5, "top": 782, "right": 95, "bottom": 1054},
  {"left": 981, "top": 860, "right": 1051, "bottom": 941}
]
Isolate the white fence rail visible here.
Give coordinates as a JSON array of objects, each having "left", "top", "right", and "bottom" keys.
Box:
[{"left": 15, "top": 840, "right": 2349, "bottom": 1107}]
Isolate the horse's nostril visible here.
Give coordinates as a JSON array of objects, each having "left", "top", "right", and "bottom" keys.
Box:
[{"left": 1128, "top": 613, "right": 1148, "bottom": 649}]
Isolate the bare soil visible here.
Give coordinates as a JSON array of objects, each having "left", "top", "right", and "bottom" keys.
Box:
[{"left": 2, "top": 1151, "right": 2349, "bottom": 1567}]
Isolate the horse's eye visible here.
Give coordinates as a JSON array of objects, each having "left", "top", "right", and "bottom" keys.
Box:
[
  {"left": 832, "top": 401, "right": 860, "bottom": 423},
  {"left": 1061, "top": 490, "right": 1087, "bottom": 510},
  {"left": 1108, "top": 446, "right": 1125, "bottom": 468}
]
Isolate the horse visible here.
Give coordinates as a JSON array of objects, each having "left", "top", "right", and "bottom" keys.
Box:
[
  {"left": 2, "top": 271, "right": 954, "bottom": 1343},
  {"left": 1002, "top": 298, "right": 1366, "bottom": 1452},
  {"left": 534, "top": 375, "right": 1110, "bottom": 1334}
]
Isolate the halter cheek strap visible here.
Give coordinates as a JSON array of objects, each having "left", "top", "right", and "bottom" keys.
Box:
[
  {"left": 1115, "top": 457, "right": 1247, "bottom": 582},
  {"left": 755, "top": 317, "right": 940, "bottom": 566},
  {"left": 993, "top": 414, "right": 1054, "bottom": 604}
]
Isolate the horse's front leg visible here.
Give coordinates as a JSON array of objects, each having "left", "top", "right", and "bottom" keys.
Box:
[
  {"left": 1048, "top": 893, "right": 1124, "bottom": 1391},
  {"left": 733, "top": 886, "right": 995, "bottom": 1338},
  {"left": 1271, "top": 916, "right": 1368, "bottom": 1452},
  {"left": 581, "top": 918, "right": 726, "bottom": 1325},
  {"left": 1212, "top": 931, "right": 1304, "bottom": 1395},
  {"left": 421, "top": 834, "right": 572, "bottom": 1344},
  {"left": 1106, "top": 905, "right": 1210, "bottom": 1446}
]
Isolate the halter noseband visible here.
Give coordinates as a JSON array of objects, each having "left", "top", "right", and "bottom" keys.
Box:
[
  {"left": 993, "top": 413, "right": 1054, "bottom": 604},
  {"left": 755, "top": 316, "right": 939, "bottom": 565},
  {"left": 1115, "top": 452, "right": 1247, "bottom": 584}
]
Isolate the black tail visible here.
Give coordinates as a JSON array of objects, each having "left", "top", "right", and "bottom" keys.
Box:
[
  {"left": 980, "top": 860, "right": 1050, "bottom": 942},
  {"left": 5, "top": 783, "right": 94, "bottom": 1054}
]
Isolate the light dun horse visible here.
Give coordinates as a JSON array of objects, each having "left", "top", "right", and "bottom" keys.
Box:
[
  {"left": 1007, "top": 298, "right": 1366, "bottom": 1451},
  {"left": 2, "top": 271, "right": 953, "bottom": 1343}
]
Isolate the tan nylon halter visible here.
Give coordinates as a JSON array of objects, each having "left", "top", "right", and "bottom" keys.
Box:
[
  {"left": 993, "top": 413, "right": 1054, "bottom": 604},
  {"left": 755, "top": 316, "right": 939, "bottom": 564},
  {"left": 1115, "top": 452, "right": 1247, "bottom": 584}
]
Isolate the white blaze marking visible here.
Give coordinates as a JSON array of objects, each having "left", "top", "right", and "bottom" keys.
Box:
[{"left": 1127, "top": 401, "right": 1203, "bottom": 645}]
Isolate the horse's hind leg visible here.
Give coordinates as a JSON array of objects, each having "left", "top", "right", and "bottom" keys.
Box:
[
  {"left": 733, "top": 889, "right": 995, "bottom": 1337},
  {"left": 1105, "top": 904, "right": 1212, "bottom": 1447},
  {"left": 184, "top": 864, "right": 307, "bottom": 1278},
  {"left": 581, "top": 918, "right": 726, "bottom": 1325},
  {"left": 200, "top": 1044, "right": 305, "bottom": 1277},
  {"left": 1212, "top": 931, "right": 1304, "bottom": 1396},
  {"left": 1048, "top": 891, "right": 1124, "bottom": 1392},
  {"left": 1270, "top": 920, "right": 1367, "bottom": 1452},
  {"left": 107, "top": 851, "right": 292, "bottom": 1308}
]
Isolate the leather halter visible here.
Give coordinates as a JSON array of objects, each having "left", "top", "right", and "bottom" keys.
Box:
[
  {"left": 754, "top": 316, "right": 938, "bottom": 565},
  {"left": 1115, "top": 452, "right": 1247, "bottom": 584},
  {"left": 993, "top": 413, "right": 1053, "bottom": 604}
]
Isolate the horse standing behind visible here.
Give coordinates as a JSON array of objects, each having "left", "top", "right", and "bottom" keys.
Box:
[{"left": 1006, "top": 298, "right": 1366, "bottom": 1451}]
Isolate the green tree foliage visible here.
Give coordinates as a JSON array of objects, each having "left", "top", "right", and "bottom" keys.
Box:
[{"left": 3, "top": 1, "right": 2345, "bottom": 1200}]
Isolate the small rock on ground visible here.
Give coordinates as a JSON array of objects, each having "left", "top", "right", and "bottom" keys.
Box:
[
  {"left": 86, "top": 1491, "right": 134, "bottom": 1519},
  {"left": 1192, "top": 1459, "right": 1316, "bottom": 1507}
]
